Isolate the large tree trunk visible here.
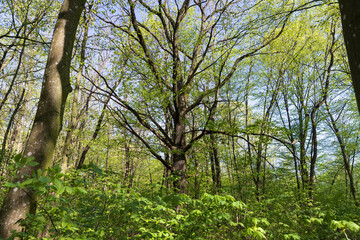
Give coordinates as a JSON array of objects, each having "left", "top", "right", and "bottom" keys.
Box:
[
  {"left": 172, "top": 90, "right": 188, "bottom": 193},
  {"left": 338, "top": 0, "right": 360, "bottom": 112},
  {"left": 0, "top": 0, "right": 85, "bottom": 237},
  {"left": 61, "top": 4, "right": 91, "bottom": 173},
  {"left": 172, "top": 152, "right": 187, "bottom": 193}
]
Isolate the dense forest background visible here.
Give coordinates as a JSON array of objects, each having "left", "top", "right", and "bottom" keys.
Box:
[{"left": 1, "top": 0, "right": 360, "bottom": 239}]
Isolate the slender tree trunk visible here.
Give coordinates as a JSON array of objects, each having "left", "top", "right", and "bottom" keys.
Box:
[
  {"left": 0, "top": 34, "right": 26, "bottom": 113},
  {"left": 326, "top": 102, "right": 358, "bottom": 206},
  {"left": 0, "top": 0, "right": 85, "bottom": 237},
  {"left": 309, "top": 26, "right": 334, "bottom": 200},
  {"left": 283, "top": 91, "right": 301, "bottom": 190},
  {"left": 124, "top": 142, "right": 130, "bottom": 182},
  {"left": 76, "top": 97, "right": 110, "bottom": 169},
  {"left": 128, "top": 157, "right": 135, "bottom": 189},
  {"left": 298, "top": 106, "right": 310, "bottom": 190},
  {"left": 1, "top": 89, "right": 25, "bottom": 161},
  {"left": 254, "top": 74, "right": 280, "bottom": 200},
  {"left": 231, "top": 136, "right": 241, "bottom": 194},
  {"left": 148, "top": 160, "right": 153, "bottom": 185},
  {"left": 106, "top": 125, "right": 111, "bottom": 172},
  {"left": 194, "top": 154, "right": 199, "bottom": 198},
  {"left": 309, "top": 111, "right": 318, "bottom": 201},
  {"left": 210, "top": 132, "right": 221, "bottom": 190},
  {"left": 209, "top": 149, "right": 216, "bottom": 190}
]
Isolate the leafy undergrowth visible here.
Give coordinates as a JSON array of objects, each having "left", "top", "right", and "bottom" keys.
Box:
[{"left": 1, "top": 157, "right": 360, "bottom": 239}]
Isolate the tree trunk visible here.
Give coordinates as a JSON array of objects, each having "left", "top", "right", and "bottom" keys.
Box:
[
  {"left": 61, "top": 4, "right": 91, "bottom": 173},
  {"left": 105, "top": 125, "right": 111, "bottom": 172},
  {"left": 171, "top": 82, "right": 188, "bottom": 193},
  {"left": 338, "top": 0, "right": 360, "bottom": 113},
  {"left": 326, "top": 102, "right": 358, "bottom": 206},
  {"left": 124, "top": 142, "right": 130, "bottom": 182},
  {"left": 194, "top": 153, "right": 199, "bottom": 198},
  {"left": 76, "top": 97, "right": 110, "bottom": 169},
  {"left": 298, "top": 107, "right": 310, "bottom": 190},
  {"left": 283, "top": 91, "right": 301, "bottom": 190},
  {"left": 128, "top": 157, "right": 135, "bottom": 189},
  {"left": 1, "top": 89, "right": 25, "bottom": 161},
  {"left": 172, "top": 152, "right": 187, "bottom": 193},
  {"left": 210, "top": 133, "right": 221, "bottom": 191},
  {"left": 0, "top": 25, "right": 27, "bottom": 113},
  {"left": 0, "top": 0, "right": 85, "bottom": 237},
  {"left": 309, "top": 111, "right": 318, "bottom": 201}
]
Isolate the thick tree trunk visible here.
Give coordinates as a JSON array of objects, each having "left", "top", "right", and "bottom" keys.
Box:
[
  {"left": 172, "top": 152, "right": 187, "bottom": 193},
  {"left": 171, "top": 80, "right": 188, "bottom": 192},
  {"left": 0, "top": 0, "right": 85, "bottom": 237},
  {"left": 338, "top": 0, "right": 360, "bottom": 113},
  {"left": 61, "top": 5, "right": 91, "bottom": 173}
]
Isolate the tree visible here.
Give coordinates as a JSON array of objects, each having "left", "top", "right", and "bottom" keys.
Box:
[
  {"left": 0, "top": 0, "right": 85, "bottom": 237},
  {"left": 94, "top": 0, "right": 289, "bottom": 193},
  {"left": 61, "top": 3, "right": 92, "bottom": 173}
]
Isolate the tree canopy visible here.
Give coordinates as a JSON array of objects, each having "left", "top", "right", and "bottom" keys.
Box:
[{"left": 0, "top": 0, "right": 360, "bottom": 239}]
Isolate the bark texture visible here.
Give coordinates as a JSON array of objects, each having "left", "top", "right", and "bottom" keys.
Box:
[
  {"left": 0, "top": 0, "right": 85, "bottom": 237},
  {"left": 338, "top": 0, "right": 360, "bottom": 112},
  {"left": 61, "top": 4, "right": 91, "bottom": 173}
]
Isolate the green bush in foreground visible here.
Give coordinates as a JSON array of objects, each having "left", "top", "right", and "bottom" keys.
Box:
[{"left": 1, "top": 156, "right": 360, "bottom": 239}]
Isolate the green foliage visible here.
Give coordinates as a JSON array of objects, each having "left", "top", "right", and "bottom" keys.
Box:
[
  {"left": 2, "top": 154, "right": 360, "bottom": 240},
  {"left": 3, "top": 162, "right": 249, "bottom": 239},
  {"left": 330, "top": 220, "right": 360, "bottom": 232},
  {"left": 330, "top": 220, "right": 360, "bottom": 239}
]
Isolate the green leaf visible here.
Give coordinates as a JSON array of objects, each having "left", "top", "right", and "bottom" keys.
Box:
[
  {"left": 53, "top": 179, "right": 63, "bottom": 190},
  {"left": 4, "top": 182, "right": 17, "bottom": 188},
  {"left": 27, "top": 161, "right": 39, "bottom": 166},
  {"left": 39, "top": 176, "right": 50, "bottom": 184},
  {"left": 343, "top": 221, "right": 360, "bottom": 232},
  {"left": 65, "top": 186, "right": 74, "bottom": 194},
  {"left": 20, "top": 157, "right": 27, "bottom": 166},
  {"left": 21, "top": 179, "right": 34, "bottom": 187},
  {"left": 14, "top": 153, "right": 22, "bottom": 163},
  {"left": 56, "top": 186, "right": 66, "bottom": 195},
  {"left": 232, "top": 201, "right": 244, "bottom": 209},
  {"left": 284, "top": 233, "right": 301, "bottom": 240},
  {"left": 76, "top": 187, "right": 87, "bottom": 194}
]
